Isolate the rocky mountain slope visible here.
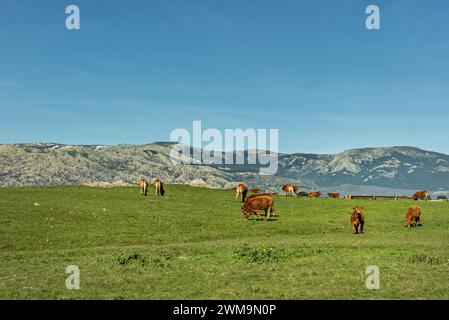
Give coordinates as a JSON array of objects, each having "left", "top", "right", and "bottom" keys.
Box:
[
  {"left": 277, "top": 146, "right": 449, "bottom": 191},
  {"left": 0, "top": 143, "right": 448, "bottom": 195}
]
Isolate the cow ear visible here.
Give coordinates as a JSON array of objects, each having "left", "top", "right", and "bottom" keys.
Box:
[
  {"left": 361, "top": 206, "right": 364, "bottom": 209},
  {"left": 352, "top": 207, "right": 355, "bottom": 210}
]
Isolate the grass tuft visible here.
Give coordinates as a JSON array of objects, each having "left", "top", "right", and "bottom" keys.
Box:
[{"left": 233, "top": 244, "right": 281, "bottom": 264}]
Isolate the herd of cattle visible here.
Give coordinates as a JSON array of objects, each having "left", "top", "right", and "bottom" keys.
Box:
[{"left": 138, "top": 179, "right": 433, "bottom": 234}]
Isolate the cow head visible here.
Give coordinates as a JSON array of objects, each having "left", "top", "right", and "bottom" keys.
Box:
[
  {"left": 353, "top": 206, "right": 364, "bottom": 220},
  {"left": 241, "top": 206, "right": 251, "bottom": 219}
]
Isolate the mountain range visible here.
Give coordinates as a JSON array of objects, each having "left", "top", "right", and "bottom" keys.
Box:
[{"left": 1, "top": 142, "right": 448, "bottom": 196}]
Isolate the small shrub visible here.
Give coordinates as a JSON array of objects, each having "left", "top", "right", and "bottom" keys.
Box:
[
  {"left": 410, "top": 254, "right": 444, "bottom": 265},
  {"left": 151, "top": 250, "right": 176, "bottom": 268},
  {"left": 115, "top": 251, "right": 148, "bottom": 267},
  {"left": 233, "top": 244, "right": 280, "bottom": 264},
  {"left": 115, "top": 250, "right": 177, "bottom": 269}
]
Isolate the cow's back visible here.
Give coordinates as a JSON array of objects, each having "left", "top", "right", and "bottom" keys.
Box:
[
  {"left": 406, "top": 206, "right": 421, "bottom": 218},
  {"left": 244, "top": 195, "right": 274, "bottom": 211}
]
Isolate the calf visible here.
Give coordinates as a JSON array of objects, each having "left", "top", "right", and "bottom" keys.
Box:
[
  {"left": 308, "top": 191, "right": 322, "bottom": 198},
  {"left": 281, "top": 184, "right": 300, "bottom": 196},
  {"left": 328, "top": 192, "right": 340, "bottom": 199},
  {"left": 241, "top": 194, "right": 275, "bottom": 221},
  {"left": 405, "top": 206, "right": 422, "bottom": 228},
  {"left": 350, "top": 206, "right": 365, "bottom": 234},
  {"left": 153, "top": 178, "right": 165, "bottom": 196},
  {"left": 139, "top": 179, "right": 149, "bottom": 196},
  {"left": 235, "top": 183, "right": 248, "bottom": 202}
]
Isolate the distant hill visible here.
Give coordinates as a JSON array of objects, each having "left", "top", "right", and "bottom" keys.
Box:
[{"left": 1, "top": 143, "right": 448, "bottom": 196}]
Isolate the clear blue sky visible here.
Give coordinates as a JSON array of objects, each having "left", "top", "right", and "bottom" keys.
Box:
[{"left": 1, "top": 0, "right": 448, "bottom": 154}]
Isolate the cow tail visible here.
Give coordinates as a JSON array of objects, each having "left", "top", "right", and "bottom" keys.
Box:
[
  {"left": 160, "top": 183, "right": 165, "bottom": 196},
  {"left": 242, "top": 189, "right": 248, "bottom": 202}
]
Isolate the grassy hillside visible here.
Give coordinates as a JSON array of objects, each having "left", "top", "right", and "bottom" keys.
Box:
[{"left": 0, "top": 185, "right": 448, "bottom": 299}]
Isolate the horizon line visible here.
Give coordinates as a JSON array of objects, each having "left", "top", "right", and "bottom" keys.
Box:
[{"left": 2, "top": 141, "right": 448, "bottom": 157}]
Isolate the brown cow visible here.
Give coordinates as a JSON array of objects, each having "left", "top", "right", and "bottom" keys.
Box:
[
  {"left": 235, "top": 183, "right": 248, "bottom": 202},
  {"left": 308, "top": 191, "right": 322, "bottom": 198},
  {"left": 405, "top": 206, "right": 422, "bottom": 228},
  {"left": 249, "top": 188, "right": 261, "bottom": 193},
  {"left": 241, "top": 194, "right": 275, "bottom": 221},
  {"left": 350, "top": 206, "right": 365, "bottom": 234},
  {"left": 245, "top": 193, "right": 276, "bottom": 217},
  {"left": 412, "top": 191, "right": 429, "bottom": 201},
  {"left": 138, "top": 178, "right": 149, "bottom": 196},
  {"left": 328, "top": 192, "right": 340, "bottom": 199},
  {"left": 282, "top": 184, "right": 300, "bottom": 196},
  {"left": 153, "top": 178, "right": 165, "bottom": 196}
]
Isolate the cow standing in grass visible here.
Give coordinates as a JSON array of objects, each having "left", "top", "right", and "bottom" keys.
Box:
[
  {"left": 282, "top": 184, "right": 299, "bottom": 197},
  {"left": 308, "top": 191, "right": 322, "bottom": 198},
  {"left": 139, "top": 179, "right": 149, "bottom": 196},
  {"left": 328, "top": 192, "right": 340, "bottom": 199},
  {"left": 153, "top": 179, "right": 165, "bottom": 196},
  {"left": 241, "top": 194, "right": 275, "bottom": 221},
  {"left": 350, "top": 206, "right": 365, "bottom": 234},
  {"left": 412, "top": 191, "right": 429, "bottom": 201},
  {"left": 235, "top": 183, "right": 248, "bottom": 202},
  {"left": 405, "top": 206, "right": 422, "bottom": 228}
]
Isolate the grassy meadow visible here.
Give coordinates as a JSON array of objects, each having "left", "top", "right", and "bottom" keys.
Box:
[{"left": 0, "top": 185, "right": 448, "bottom": 299}]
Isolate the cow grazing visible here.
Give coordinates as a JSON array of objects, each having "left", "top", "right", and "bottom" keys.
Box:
[
  {"left": 350, "top": 206, "right": 365, "bottom": 234},
  {"left": 139, "top": 179, "right": 149, "bottom": 196},
  {"left": 245, "top": 193, "right": 276, "bottom": 217},
  {"left": 412, "top": 191, "right": 429, "bottom": 201},
  {"left": 249, "top": 188, "right": 261, "bottom": 193},
  {"left": 328, "top": 192, "right": 340, "bottom": 199},
  {"left": 282, "top": 184, "right": 300, "bottom": 196},
  {"left": 241, "top": 194, "right": 275, "bottom": 221},
  {"left": 153, "top": 179, "right": 165, "bottom": 196},
  {"left": 235, "top": 183, "right": 248, "bottom": 202},
  {"left": 405, "top": 206, "right": 422, "bottom": 228},
  {"left": 308, "top": 191, "right": 322, "bottom": 198},
  {"left": 344, "top": 195, "right": 352, "bottom": 200}
]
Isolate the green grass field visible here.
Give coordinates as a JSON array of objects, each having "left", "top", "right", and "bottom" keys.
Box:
[{"left": 0, "top": 185, "right": 448, "bottom": 299}]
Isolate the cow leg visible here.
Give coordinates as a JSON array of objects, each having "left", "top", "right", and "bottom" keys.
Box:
[{"left": 360, "top": 222, "right": 364, "bottom": 234}]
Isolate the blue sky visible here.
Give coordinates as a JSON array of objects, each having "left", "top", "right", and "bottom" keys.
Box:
[{"left": 1, "top": 0, "right": 448, "bottom": 154}]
